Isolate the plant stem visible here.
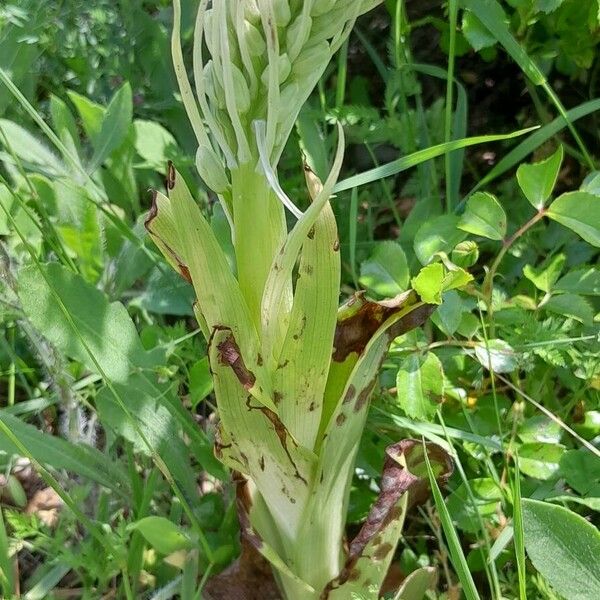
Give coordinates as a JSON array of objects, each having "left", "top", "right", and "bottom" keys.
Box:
[{"left": 484, "top": 208, "right": 547, "bottom": 328}]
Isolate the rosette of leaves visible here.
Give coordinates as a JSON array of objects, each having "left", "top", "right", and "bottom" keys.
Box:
[{"left": 145, "top": 1, "right": 453, "bottom": 597}]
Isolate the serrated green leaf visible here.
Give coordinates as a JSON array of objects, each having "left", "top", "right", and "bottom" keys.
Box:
[
  {"left": 522, "top": 499, "right": 600, "bottom": 599},
  {"left": 516, "top": 146, "right": 563, "bottom": 209},
  {"left": 555, "top": 268, "right": 600, "bottom": 295},
  {"left": 547, "top": 191, "right": 600, "bottom": 247},
  {"left": 458, "top": 191, "right": 506, "bottom": 241},
  {"left": 412, "top": 263, "right": 445, "bottom": 304},
  {"left": 544, "top": 293, "right": 594, "bottom": 324},
  {"left": 523, "top": 254, "right": 566, "bottom": 292},
  {"left": 396, "top": 352, "right": 444, "bottom": 421}
]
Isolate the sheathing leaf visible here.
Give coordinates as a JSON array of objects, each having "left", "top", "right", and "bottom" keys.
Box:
[
  {"left": 146, "top": 166, "right": 277, "bottom": 412},
  {"left": 261, "top": 125, "right": 345, "bottom": 364},
  {"left": 274, "top": 198, "right": 341, "bottom": 450},
  {"left": 208, "top": 328, "right": 315, "bottom": 542},
  {"left": 323, "top": 441, "right": 452, "bottom": 599}
]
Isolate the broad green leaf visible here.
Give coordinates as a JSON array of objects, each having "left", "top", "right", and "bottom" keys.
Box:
[
  {"left": 518, "top": 416, "right": 561, "bottom": 445},
  {"left": 458, "top": 192, "right": 506, "bottom": 241},
  {"left": 559, "top": 450, "right": 600, "bottom": 497},
  {"left": 518, "top": 443, "right": 564, "bottom": 480},
  {"left": 462, "top": 11, "right": 497, "bottom": 50},
  {"left": 18, "top": 263, "right": 159, "bottom": 383},
  {"left": 0, "top": 119, "right": 66, "bottom": 177},
  {"left": 547, "top": 191, "right": 600, "bottom": 247},
  {"left": 412, "top": 263, "right": 445, "bottom": 304},
  {"left": 516, "top": 146, "right": 563, "bottom": 209},
  {"left": 414, "top": 215, "right": 466, "bottom": 265},
  {"left": 128, "top": 517, "right": 192, "bottom": 555},
  {"left": 134, "top": 119, "right": 179, "bottom": 174},
  {"left": 474, "top": 339, "right": 517, "bottom": 373},
  {"left": 66, "top": 91, "right": 105, "bottom": 144},
  {"left": 523, "top": 254, "right": 566, "bottom": 292},
  {"left": 130, "top": 268, "right": 195, "bottom": 316},
  {"left": 535, "top": 0, "right": 564, "bottom": 13},
  {"left": 359, "top": 241, "right": 409, "bottom": 297},
  {"left": 396, "top": 352, "right": 444, "bottom": 421},
  {"left": 88, "top": 82, "right": 133, "bottom": 173},
  {"left": 544, "top": 293, "right": 594, "bottom": 324},
  {"left": 0, "top": 413, "right": 129, "bottom": 497},
  {"left": 522, "top": 499, "right": 600, "bottom": 599},
  {"left": 555, "top": 268, "right": 600, "bottom": 295}
]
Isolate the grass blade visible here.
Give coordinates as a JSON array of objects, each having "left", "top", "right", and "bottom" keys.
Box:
[
  {"left": 462, "top": 0, "right": 594, "bottom": 169},
  {"left": 423, "top": 439, "right": 481, "bottom": 600},
  {"left": 334, "top": 127, "right": 537, "bottom": 192},
  {"left": 512, "top": 454, "right": 527, "bottom": 600},
  {"left": 470, "top": 98, "right": 600, "bottom": 195}
]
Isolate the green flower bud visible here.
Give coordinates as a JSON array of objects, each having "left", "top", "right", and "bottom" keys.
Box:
[
  {"left": 196, "top": 145, "right": 230, "bottom": 194},
  {"left": 291, "top": 41, "right": 330, "bottom": 78},
  {"left": 311, "top": 5, "right": 351, "bottom": 42},
  {"left": 261, "top": 53, "right": 292, "bottom": 86},
  {"left": 273, "top": 0, "right": 292, "bottom": 26},
  {"left": 244, "top": 1, "right": 261, "bottom": 23},
  {"left": 230, "top": 64, "right": 251, "bottom": 113},
  {"left": 277, "top": 81, "right": 300, "bottom": 122},
  {"left": 451, "top": 241, "right": 479, "bottom": 268},
  {"left": 204, "top": 61, "right": 226, "bottom": 110},
  {"left": 242, "top": 20, "right": 266, "bottom": 56},
  {"left": 286, "top": 14, "right": 312, "bottom": 61},
  {"left": 311, "top": 0, "right": 338, "bottom": 17}
]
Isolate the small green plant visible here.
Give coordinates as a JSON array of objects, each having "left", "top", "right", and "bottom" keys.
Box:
[{"left": 145, "top": 1, "right": 458, "bottom": 597}]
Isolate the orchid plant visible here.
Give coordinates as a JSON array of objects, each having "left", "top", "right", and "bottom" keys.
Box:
[{"left": 146, "top": 1, "right": 452, "bottom": 597}]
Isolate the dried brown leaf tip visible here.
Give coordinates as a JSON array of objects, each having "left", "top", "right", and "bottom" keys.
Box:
[
  {"left": 322, "top": 440, "right": 452, "bottom": 598},
  {"left": 333, "top": 292, "right": 434, "bottom": 362}
]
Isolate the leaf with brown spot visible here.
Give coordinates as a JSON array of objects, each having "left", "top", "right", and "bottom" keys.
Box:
[
  {"left": 321, "top": 440, "right": 452, "bottom": 600},
  {"left": 205, "top": 474, "right": 314, "bottom": 599}
]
